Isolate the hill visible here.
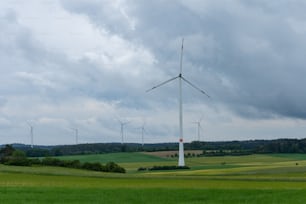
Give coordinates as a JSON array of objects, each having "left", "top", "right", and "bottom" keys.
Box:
[{"left": 2, "top": 138, "right": 306, "bottom": 157}]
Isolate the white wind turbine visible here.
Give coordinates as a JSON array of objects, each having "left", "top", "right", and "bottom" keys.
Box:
[
  {"left": 192, "top": 117, "right": 203, "bottom": 141},
  {"left": 27, "top": 122, "right": 34, "bottom": 148},
  {"left": 139, "top": 122, "right": 147, "bottom": 147},
  {"left": 70, "top": 128, "right": 79, "bottom": 145},
  {"left": 118, "top": 119, "right": 130, "bottom": 145},
  {"left": 147, "top": 38, "right": 209, "bottom": 166}
]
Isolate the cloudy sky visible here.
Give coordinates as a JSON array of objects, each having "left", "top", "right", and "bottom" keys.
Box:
[{"left": 1, "top": 0, "right": 306, "bottom": 145}]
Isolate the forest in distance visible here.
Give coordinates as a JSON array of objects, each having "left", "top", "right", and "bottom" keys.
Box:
[{"left": 1, "top": 138, "right": 306, "bottom": 157}]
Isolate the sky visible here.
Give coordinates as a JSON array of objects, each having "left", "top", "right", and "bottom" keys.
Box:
[{"left": 1, "top": 0, "right": 306, "bottom": 145}]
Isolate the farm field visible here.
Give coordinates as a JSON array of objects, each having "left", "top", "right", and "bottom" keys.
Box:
[{"left": 1, "top": 153, "right": 306, "bottom": 203}]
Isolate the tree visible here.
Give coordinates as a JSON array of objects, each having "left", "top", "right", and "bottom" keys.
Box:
[
  {"left": 0, "top": 145, "right": 15, "bottom": 163},
  {"left": 6, "top": 150, "right": 30, "bottom": 166}
]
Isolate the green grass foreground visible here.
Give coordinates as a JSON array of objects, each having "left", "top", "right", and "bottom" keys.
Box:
[
  {"left": 1, "top": 187, "right": 305, "bottom": 204},
  {"left": 1, "top": 171, "right": 306, "bottom": 204},
  {"left": 1, "top": 153, "right": 306, "bottom": 203}
]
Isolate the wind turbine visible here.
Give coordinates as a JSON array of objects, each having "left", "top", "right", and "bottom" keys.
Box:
[
  {"left": 70, "top": 128, "right": 79, "bottom": 145},
  {"left": 139, "top": 122, "right": 147, "bottom": 147},
  {"left": 147, "top": 38, "right": 210, "bottom": 166},
  {"left": 118, "top": 119, "right": 130, "bottom": 145},
  {"left": 192, "top": 117, "right": 203, "bottom": 141},
  {"left": 27, "top": 122, "right": 34, "bottom": 148}
]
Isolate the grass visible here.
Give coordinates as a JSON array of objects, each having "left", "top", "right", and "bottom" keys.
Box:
[
  {"left": 1, "top": 187, "right": 306, "bottom": 204},
  {"left": 269, "top": 153, "right": 306, "bottom": 160},
  {"left": 53, "top": 152, "right": 176, "bottom": 172},
  {"left": 2, "top": 152, "right": 306, "bottom": 203},
  {"left": 55, "top": 152, "right": 172, "bottom": 163}
]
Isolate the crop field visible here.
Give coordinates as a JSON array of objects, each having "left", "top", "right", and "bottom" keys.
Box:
[{"left": 1, "top": 153, "right": 306, "bottom": 203}]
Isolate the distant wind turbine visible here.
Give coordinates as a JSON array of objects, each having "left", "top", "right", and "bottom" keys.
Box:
[
  {"left": 147, "top": 38, "right": 210, "bottom": 166},
  {"left": 192, "top": 117, "right": 203, "bottom": 141},
  {"left": 70, "top": 128, "right": 79, "bottom": 145},
  {"left": 27, "top": 122, "right": 34, "bottom": 148},
  {"left": 118, "top": 119, "right": 130, "bottom": 145},
  {"left": 139, "top": 122, "right": 147, "bottom": 147}
]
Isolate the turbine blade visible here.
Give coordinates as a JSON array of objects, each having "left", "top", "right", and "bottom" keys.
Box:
[
  {"left": 181, "top": 76, "right": 210, "bottom": 98},
  {"left": 146, "top": 75, "right": 179, "bottom": 92},
  {"left": 180, "top": 38, "right": 184, "bottom": 74}
]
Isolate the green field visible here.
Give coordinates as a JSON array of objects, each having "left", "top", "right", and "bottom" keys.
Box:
[
  {"left": 1, "top": 153, "right": 306, "bottom": 203},
  {"left": 56, "top": 152, "right": 172, "bottom": 163}
]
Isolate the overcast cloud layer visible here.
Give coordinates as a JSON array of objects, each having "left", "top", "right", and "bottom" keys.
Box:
[{"left": 1, "top": 0, "right": 306, "bottom": 145}]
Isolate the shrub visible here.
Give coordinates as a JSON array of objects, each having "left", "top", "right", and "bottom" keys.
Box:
[
  {"left": 29, "top": 158, "right": 41, "bottom": 165},
  {"left": 5, "top": 150, "right": 31, "bottom": 166},
  {"left": 0, "top": 146, "right": 126, "bottom": 173},
  {"left": 0, "top": 145, "right": 15, "bottom": 163},
  {"left": 149, "top": 165, "right": 190, "bottom": 171},
  {"left": 137, "top": 167, "right": 147, "bottom": 171},
  {"left": 105, "top": 162, "right": 126, "bottom": 173},
  {"left": 41, "top": 157, "right": 62, "bottom": 166},
  {"left": 82, "top": 162, "right": 103, "bottom": 171},
  {"left": 68, "top": 160, "right": 81, "bottom": 168}
]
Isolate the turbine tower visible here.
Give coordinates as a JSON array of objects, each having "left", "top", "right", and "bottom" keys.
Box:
[
  {"left": 27, "top": 122, "right": 34, "bottom": 148},
  {"left": 139, "top": 122, "right": 146, "bottom": 147},
  {"left": 118, "top": 120, "right": 129, "bottom": 145},
  {"left": 193, "top": 117, "right": 203, "bottom": 141},
  {"left": 147, "top": 38, "right": 209, "bottom": 166},
  {"left": 71, "top": 128, "right": 78, "bottom": 145}
]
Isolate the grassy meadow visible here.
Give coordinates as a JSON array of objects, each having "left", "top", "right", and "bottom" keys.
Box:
[{"left": 1, "top": 152, "right": 306, "bottom": 203}]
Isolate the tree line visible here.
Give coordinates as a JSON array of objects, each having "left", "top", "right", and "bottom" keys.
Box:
[
  {"left": 0, "top": 145, "right": 125, "bottom": 173},
  {"left": 2, "top": 138, "right": 306, "bottom": 157}
]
